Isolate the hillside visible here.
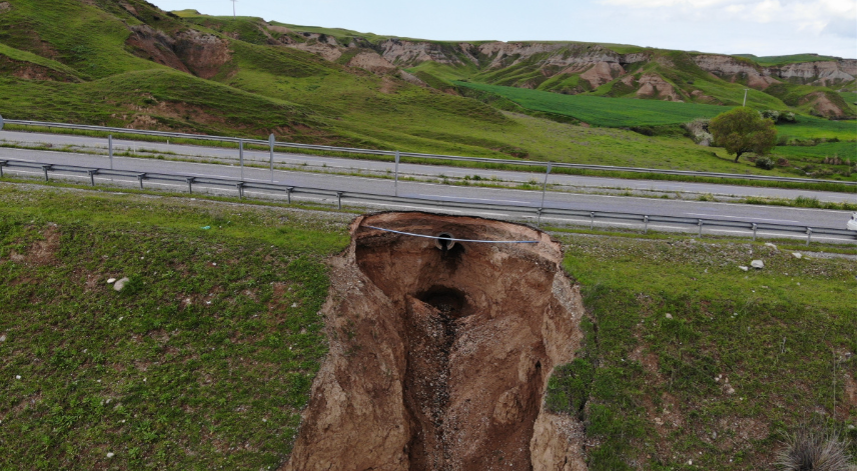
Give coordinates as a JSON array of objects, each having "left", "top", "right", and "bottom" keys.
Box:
[{"left": 0, "top": 0, "right": 854, "bottom": 178}]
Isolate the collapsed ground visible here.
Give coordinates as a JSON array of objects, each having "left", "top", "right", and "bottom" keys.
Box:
[{"left": 0, "top": 183, "right": 855, "bottom": 470}]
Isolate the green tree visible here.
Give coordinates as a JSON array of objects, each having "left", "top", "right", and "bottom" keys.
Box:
[{"left": 709, "top": 107, "right": 778, "bottom": 162}]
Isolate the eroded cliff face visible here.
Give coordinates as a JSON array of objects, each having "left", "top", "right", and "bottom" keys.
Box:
[
  {"left": 281, "top": 212, "right": 588, "bottom": 471},
  {"left": 126, "top": 25, "right": 231, "bottom": 79},
  {"left": 693, "top": 54, "right": 856, "bottom": 88}
]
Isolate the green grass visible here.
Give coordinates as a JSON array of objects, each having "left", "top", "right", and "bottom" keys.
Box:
[
  {"left": 774, "top": 141, "right": 857, "bottom": 162},
  {"left": 555, "top": 235, "right": 857, "bottom": 470},
  {"left": 775, "top": 117, "right": 857, "bottom": 141},
  {"left": 455, "top": 81, "right": 734, "bottom": 126},
  {"left": 735, "top": 53, "right": 843, "bottom": 66},
  {"left": 0, "top": 42, "right": 82, "bottom": 80},
  {"left": 0, "top": 184, "right": 349, "bottom": 469}
]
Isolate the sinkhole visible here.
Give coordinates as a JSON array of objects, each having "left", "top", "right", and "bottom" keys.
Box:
[{"left": 282, "top": 212, "right": 588, "bottom": 471}]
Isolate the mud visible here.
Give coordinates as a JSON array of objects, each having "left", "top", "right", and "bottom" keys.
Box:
[{"left": 281, "top": 212, "right": 587, "bottom": 471}]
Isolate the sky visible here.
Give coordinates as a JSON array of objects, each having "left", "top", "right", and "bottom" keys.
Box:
[{"left": 150, "top": 0, "right": 857, "bottom": 59}]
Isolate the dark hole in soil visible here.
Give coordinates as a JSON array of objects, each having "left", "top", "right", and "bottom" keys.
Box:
[{"left": 417, "top": 286, "right": 468, "bottom": 319}]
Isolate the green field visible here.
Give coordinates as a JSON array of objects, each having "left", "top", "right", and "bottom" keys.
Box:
[{"left": 456, "top": 81, "right": 731, "bottom": 127}]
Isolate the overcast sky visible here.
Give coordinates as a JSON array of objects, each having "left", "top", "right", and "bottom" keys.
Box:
[{"left": 151, "top": 0, "right": 856, "bottom": 59}]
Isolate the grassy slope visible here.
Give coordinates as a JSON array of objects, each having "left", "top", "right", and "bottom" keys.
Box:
[
  {"left": 1, "top": 185, "right": 855, "bottom": 469},
  {"left": 557, "top": 235, "right": 857, "bottom": 470},
  {"left": 0, "top": 184, "right": 349, "bottom": 469},
  {"left": 0, "top": 2, "right": 853, "bottom": 179}
]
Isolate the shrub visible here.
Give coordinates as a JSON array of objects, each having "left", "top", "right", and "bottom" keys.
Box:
[
  {"left": 774, "top": 428, "right": 855, "bottom": 471},
  {"left": 683, "top": 118, "right": 712, "bottom": 145},
  {"left": 755, "top": 157, "right": 776, "bottom": 170}
]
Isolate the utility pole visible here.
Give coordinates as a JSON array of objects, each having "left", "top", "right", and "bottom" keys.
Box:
[
  {"left": 231, "top": 0, "right": 237, "bottom": 17},
  {"left": 743, "top": 88, "right": 750, "bottom": 107}
]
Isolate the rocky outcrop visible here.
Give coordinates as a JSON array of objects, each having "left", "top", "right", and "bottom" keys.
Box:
[
  {"left": 694, "top": 54, "right": 856, "bottom": 87},
  {"left": 636, "top": 74, "right": 683, "bottom": 101},
  {"left": 347, "top": 51, "right": 397, "bottom": 74},
  {"left": 281, "top": 212, "right": 588, "bottom": 471},
  {"left": 770, "top": 59, "right": 857, "bottom": 85},
  {"left": 126, "top": 26, "right": 231, "bottom": 79},
  {"left": 579, "top": 61, "right": 625, "bottom": 88},
  {"left": 693, "top": 54, "right": 780, "bottom": 90}
]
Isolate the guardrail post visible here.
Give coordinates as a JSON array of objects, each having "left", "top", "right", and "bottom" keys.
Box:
[
  {"left": 287, "top": 187, "right": 294, "bottom": 204},
  {"left": 87, "top": 169, "right": 98, "bottom": 186},
  {"left": 42, "top": 165, "right": 52, "bottom": 182},
  {"left": 644, "top": 215, "right": 649, "bottom": 234},
  {"left": 269, "top": 134, "right": 275, "bottom": 183},
  {"left": 109, "top": 135, "right": 113, "bottom": 170},
  {"left": 752, "top": 223, "right": 758, "bottom": 241},
  {"left": 236, "top": 182, "right": 245, "bottom": 199},
  {"left": 0, "top": 160, "right": 6, "bottom": 178},
  {"left": 186, "top": 177, "right": 195, "bottom": 194},
  {"left": 698, "top": 219, "right": 703, "bottom": 237},
  {"left": 540, "top": 163, "right": 552, "bottom": 210},
  {"left": 806, "top": 228, "right": 812, "bottom": 246},
  {"left": 590, "top": 212, "right": 595, "bottom": 230},
  {"left": 239, "top": 139, "right": 244, "bottom": 180},
  {"left": 536, "top": 208, "right": 543, "bottom": 227},
  {"left": 394, "top": 150, "right": 400, "bottom": 197},
  {"left": 137, "top": 173, "right": 146, "bottom": 189},
  {"left": 336, "top": 191, "right": 344, "bottom": 210}
]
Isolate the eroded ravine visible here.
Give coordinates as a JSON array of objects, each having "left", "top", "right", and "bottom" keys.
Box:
[{"left": 282, "top": 212, "right": 589, "bottom": 471}]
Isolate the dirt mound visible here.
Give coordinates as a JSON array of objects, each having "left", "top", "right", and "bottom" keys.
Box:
[
  {"left": 281, "top": 212, "right": 588, "bottom": 470},
  {"left": 9, "top": 224, "right": 61, "bottom": 265}
]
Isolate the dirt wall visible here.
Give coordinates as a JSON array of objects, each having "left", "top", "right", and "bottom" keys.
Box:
[{"left": 281, "top": 212, "right": 588, "bottom": 470}]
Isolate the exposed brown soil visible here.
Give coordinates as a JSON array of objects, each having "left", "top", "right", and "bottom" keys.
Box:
[
  {"left": 800, "top": 91, "right": 848, "bottom": 119},
  {"left": 636, "top": 74, "right": 683, "bottom": 102},
  {"left": 579, "top": 61, "right": 623, "bottom": 89},
  {"left": 9, "top": 224, "right": 61, "bottom": 265},
  {"left": 282, "top": 212, "right": 588, "bottom": 471},
  {"left": 126, "top": 26, "right": 231, "bottom": 79},
  {"left": 0, "top": 55, "right": 77, "bottom": 82}
]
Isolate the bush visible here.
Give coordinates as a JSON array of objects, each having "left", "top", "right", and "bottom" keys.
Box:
[
  {"left": 683, "top": 118, "right": 712, "bottom": 145},
  {"left": 775, "top": 428, "right": 855, "bottom": 471},
  {"left": 755, "top": 157, "right": 776, "bottom": 170}
]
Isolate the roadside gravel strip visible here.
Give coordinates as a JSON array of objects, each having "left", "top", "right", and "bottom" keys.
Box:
[{"left": 1, "top": 130, "right": 855, "bottom": 203}]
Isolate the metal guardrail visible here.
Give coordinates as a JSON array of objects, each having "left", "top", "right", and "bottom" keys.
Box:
[
  {"left": 3, "top": 118, "right": 855, "bottom": 189},
  {"left": 1, "top": 158, "right": 854, "bottom": 245}
]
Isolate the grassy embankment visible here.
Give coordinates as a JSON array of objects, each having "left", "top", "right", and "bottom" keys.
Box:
[
  {"left": 0, "top": 184, "right": 349, "bottom": 469},
  {"left": 550, "top": 235, "right": 857, "bottom": 470}
]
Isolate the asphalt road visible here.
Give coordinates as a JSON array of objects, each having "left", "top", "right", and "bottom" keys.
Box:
[
  {"left": 2, "top": 130, "right": 856, "bottom": 204},
  {"left": 2, "top": 145, "right": 856, "bottom": 244}
]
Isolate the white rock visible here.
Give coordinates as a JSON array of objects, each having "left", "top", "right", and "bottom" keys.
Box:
[
  {"left": 15, "top": 375, "right": 21, "bottom": 380},
  {"left": 764, "top": 243, "right": 778, "bottom": 250},
  {"left": 106, "top": 452, "right": 115, "bottom": 458},
  {"left": 0, "top": 334, "right": 6, "bottom": 342},
  {"left": 665, "top": 313, "right": 673, "bottom": 319},
  {"left": 739, "top": 266, "right": 749, "bottom": 271},
  {"left": 107, "top": 278, "right": 116, "bottom": 284},
  {"left": 792, "top": 252, "right": 802, "bottom": 259},
  {"left": 751, "top": 260, "right": 764, "bottom": 269},
  {"left": 113, "top": 277, "right": 130, "bottom": 292}
]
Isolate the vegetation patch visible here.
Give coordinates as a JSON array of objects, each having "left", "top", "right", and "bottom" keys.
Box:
[
  {"left": 0, "top": 184, "right": 350, "bottom": 469},
  {"left": 557, "top": 235, "right": 857, "bottom": 470}
]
